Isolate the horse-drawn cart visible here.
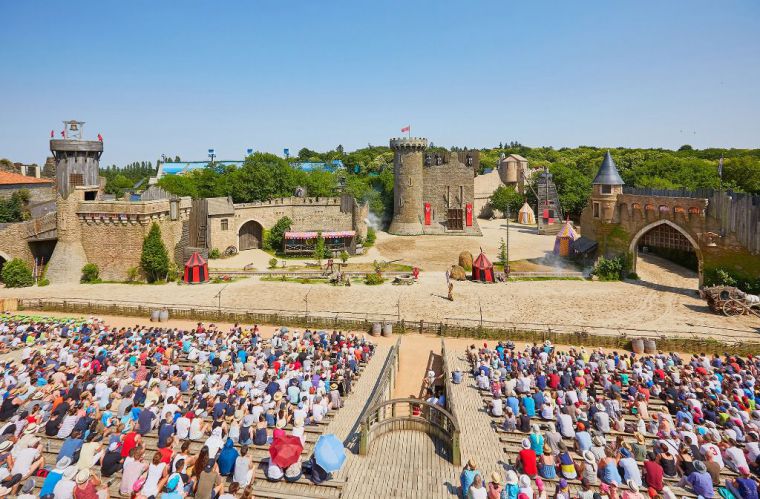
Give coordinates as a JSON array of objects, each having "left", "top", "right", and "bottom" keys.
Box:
[{"left": 701, "top": 285, "right": 760, "bottom": 317}]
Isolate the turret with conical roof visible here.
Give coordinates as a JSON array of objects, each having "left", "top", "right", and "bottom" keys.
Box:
[
  {"left": 590, "top": 151, "right": 624, "bottom": 223},
  {"left": 593, "top": 151, "right": 625, "bottom": 186}
]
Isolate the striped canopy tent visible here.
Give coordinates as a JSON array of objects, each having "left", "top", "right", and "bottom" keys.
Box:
[
  {"left": 553, "top": 220, "right": 579, "bottom": 257},
  {"left": 472, "top": 251, "right": 494, "bottom": 282},
  {"left": 183, "top": 251, "right": 209, "bottom": 284},
  {"left": 518, "top": 202, "right": 536, "bottom": 225}
]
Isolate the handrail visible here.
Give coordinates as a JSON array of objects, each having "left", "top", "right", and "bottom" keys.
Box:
[{"left": 358, "top": 397, "right": 461, "bottom": 465}]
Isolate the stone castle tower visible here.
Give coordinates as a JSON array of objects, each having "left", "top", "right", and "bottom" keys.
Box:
[
  {"left": 590, "top": 151, "right": 625, "bottom": 223},
  {"left": 45, "top": 120, "right": 102, "bottom": 283},
  {"left": 389, "top": 137, "right": 428, "bottom": 235}
]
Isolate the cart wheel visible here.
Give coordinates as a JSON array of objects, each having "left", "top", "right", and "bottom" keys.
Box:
[{"left": 722, "top": 300, "right": 745, "bottom": 317}]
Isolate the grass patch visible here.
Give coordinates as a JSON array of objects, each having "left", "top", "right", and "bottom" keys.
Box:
[
  {"left": 507, "top": 276, "right": 586, "bottom": 282},
  {"left": 260, "top": 276, "right": 327, "bottom": 285}
]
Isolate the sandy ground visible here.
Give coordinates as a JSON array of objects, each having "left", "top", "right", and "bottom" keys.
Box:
[
  {"left": 208, "top": 219, "right": 555, "bottom": 272},
  {"left": 2, "top": 218, "right": 757, "bottom": 343},
  {"left": 3, "top": 252, "right": 757, "bottom": 342}
]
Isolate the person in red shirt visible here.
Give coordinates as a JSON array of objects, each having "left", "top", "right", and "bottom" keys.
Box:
[
  {"left": 158, "top": 436, "right": 174, "bottom": 464},
  {"left": 121, "top": 430, "right": 141, "bottom": 458},
  {"left": 642, "top": 452, "right": 664, "bottom": 494},
  {"left": 518, "top": 438, "right": 538, "bottom": 477},
  {"left": 548, "top": 372, "right": 560, "bottom": 390}
]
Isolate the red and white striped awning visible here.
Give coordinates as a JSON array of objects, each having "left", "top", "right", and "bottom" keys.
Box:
[{"left": 284, "top": 231, "right": 356, "bottom": 240}]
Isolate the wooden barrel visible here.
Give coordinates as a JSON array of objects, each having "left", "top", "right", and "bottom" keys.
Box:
[
  {"left": 150, "top": 310, "right": 160, "bottom": 322},
  {"left": 631, "top": 338, "right": 645, "bottom": 354},
  {"left": 370, "top": 323, "right": 381, "bottom": 336},
  {"left": 644, "top": 339, "right": 657, "bottom": 354},
  {"left": 159, "top": 310, "right": 169, "bottom": 322},
  {"left": 382, "top": 323, "right": 392, "bottom": 337}
]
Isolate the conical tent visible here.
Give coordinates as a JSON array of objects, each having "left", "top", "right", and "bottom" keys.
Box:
[
  {"left": 553, "top": 221, "right": 579, "bottom": 257},
  {"left": 518, "top": 202, "right": 536, "bottom": 225},
  {"left": 472, "top": 251, "right": 494, "bottom": 282},
  {"left": 183, "top": 251, "right": 209, "bottom": 284}
]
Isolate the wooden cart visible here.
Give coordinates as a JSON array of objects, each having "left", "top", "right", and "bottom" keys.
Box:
[{"left": 701, "top": 285, "right": 760, "bottom": 317}]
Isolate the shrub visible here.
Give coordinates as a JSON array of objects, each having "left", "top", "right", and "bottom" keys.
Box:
[
  {"left": 1, "top": 258, "right": 34, "bottom": 288},
  {"left": 127, "top": 266, "right": 141, "bottom": 282},
  {"left": 364, "top": 273, "right": 384, "bottom": 285},
  {"left": 365, "top": 227, "right": 377, "bottom": 246},
  {"left": 497, "top": 238, "right": 508, "bottom": 268},
  {"left": 313, "top": 232, "right": 327, "bottom": 263},
  {"left": 81, "top": 263, "right": 100, "bottom": 283},
  {"left": 268, "top": 257, "right": 279, "bottom": 269},
  {"left": 592, "top": 256, "right": 627, "bottom": 281},
  {"left": 37, "top": 277, "right": 49, "bottom": 287},
  {"left": 339, "top": 250, "right": 349, "bottom": 263},
  {"left": 627, "top": 272, "right": 640, "bottom": 280},
  {"left": 141, "top": 222, "right": 170, "bottom": 282},
  {"left": 166, "top": 262, "right": 180, "bottom": 282},
  {"left": 208, "top": 248, "right": 221, "bottom": 259},
  {"left": 268, "top": 217, "right": 292, "bottom": 253}
]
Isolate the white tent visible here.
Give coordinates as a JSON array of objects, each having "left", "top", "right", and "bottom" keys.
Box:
[{"left": 518, "top": 202, "right": 536, "bottom": 225}]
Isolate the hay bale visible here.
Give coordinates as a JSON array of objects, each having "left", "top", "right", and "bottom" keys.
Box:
[
  {"left": 458, "top": 251, "right": 473, "bottom": 271},
  {"left": 450, "top": 265, "right": 467, "bottom": 281}
]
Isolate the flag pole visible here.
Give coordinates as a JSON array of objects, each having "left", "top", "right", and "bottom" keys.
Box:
[{"left": 408, "top": 126, "right": 411, "bottom": 138}]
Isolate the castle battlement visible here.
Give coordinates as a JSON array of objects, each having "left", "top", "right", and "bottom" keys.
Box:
[{"left": 389, "top": 137, "right": 428, "bottom": 150}]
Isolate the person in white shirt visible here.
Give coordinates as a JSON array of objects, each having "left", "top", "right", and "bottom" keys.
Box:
[
  {"left": 53, "top": 466, "right": 77, "bottom": 499},
  {"left": 491, "top": 398, "right": 504, "bottom": 417}
]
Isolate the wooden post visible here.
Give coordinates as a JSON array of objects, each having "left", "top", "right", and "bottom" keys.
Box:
[
  {"left": 451, "top": 429, "right": 462, "bottom": 466},
  {"left": 359, "top": 419, "right": 369, "bottom": 455}
]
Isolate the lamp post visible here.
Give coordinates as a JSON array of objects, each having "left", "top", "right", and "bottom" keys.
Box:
[
  {"left": 208, "top": 148, "right": 216, "bottom": 165},
  {"left": 505, "top": 205, "right": 511, "bottom": 278}
]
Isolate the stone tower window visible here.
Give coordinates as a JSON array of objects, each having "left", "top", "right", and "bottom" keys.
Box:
[
  {"left": 593, "top": 202, "right": 600, "bottom": 218},
  {"left": 408, "top": 177, "right": 412, "bottom": 186},
  {"left": 601, "top": 185, "right": 612, "bottom": 194},
  {"left": 221, "top": 219, "right": 229, "bottom": 231}
]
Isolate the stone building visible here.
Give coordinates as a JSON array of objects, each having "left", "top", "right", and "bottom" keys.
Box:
[
  {"left": 580, "top": 151, "right": 760, "bottom": 286},
  {"left": 497, "top": 154, "right": 532, "bottom": 194},
  {"left": 201, "top": 195, "right": 367, "bottom": 254},
  {"left": 0, "top": 171, "right": 55, "bottom": 204},
  {"left": 388, "top": 137, "right": 480, "bottom": 235}
]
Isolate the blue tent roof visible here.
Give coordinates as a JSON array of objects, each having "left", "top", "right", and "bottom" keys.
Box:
[
  {"left": 161, "top": 161, "right": 243, "bottom": 175},
  {"left": 294, "top": 160, "right": 344, "bottom": 172},
  {"left": 592, "top": 152, "right": 625, "bottom": 185}
]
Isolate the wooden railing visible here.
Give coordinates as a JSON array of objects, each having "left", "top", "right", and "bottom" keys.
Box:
[
  {"left": 440, "top": 338, "right": 456, "bottom": 417},
  {"left": 358, "top": 398, "right": 461, "bottom": 466}
]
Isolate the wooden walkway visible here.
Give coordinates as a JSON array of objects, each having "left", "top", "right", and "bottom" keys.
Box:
[{"left": 443, "top": 341, "right": 505, "bottom": 475}]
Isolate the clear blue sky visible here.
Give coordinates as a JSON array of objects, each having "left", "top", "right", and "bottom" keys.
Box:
[{"left": 1, "top": 1, "right": 758, "bottom": 166}]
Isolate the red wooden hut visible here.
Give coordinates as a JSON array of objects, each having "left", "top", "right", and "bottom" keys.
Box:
[
  {"left": 183, "top": 251, "right": 209, "bottom": 284},
  {"left": 472, "top": 251, "right": 494, "bottom": 282}
]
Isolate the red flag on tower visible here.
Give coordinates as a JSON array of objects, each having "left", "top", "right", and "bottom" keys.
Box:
[
  {"left": 50, "top": 130, "right": 54, "bottom": 138},
  {"left": 60, "top": 130, "right": 65, "bottom": 138},
  {"left": 97, "top": 133, "right": 103, "bottom": 142},
  {"left": 400, "top": 125, "right": 410, "bottom": 133}
]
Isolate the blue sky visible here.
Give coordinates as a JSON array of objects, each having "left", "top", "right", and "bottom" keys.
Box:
[{"left": 1, "top": 1, "right": 758, "bottom": 166}]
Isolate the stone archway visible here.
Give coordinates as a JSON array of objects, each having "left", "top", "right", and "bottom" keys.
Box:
[
  {"left": 238, "top": 220, "right": 264, "bottom": 250},
  {"left": 628, "top": 219, "right": 703, "bottom": 286}
]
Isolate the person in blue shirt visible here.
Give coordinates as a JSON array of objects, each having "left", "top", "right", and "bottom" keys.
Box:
[
  {"left": 57, "top": 431, "right": 83, "bottom": 462},
  {"left": 40, "top": 456, "right": 71, "bottom": 497},
  {"left": 506, "top": 393, "right": 520, "bottom": 417},
  {"left": 157, "top": 415, "right": 175, "bottom": 448},
  {"left": 522, "top": 394, "right": 536, "bottom": 417},
  {"left": 460, "top": 459, "right": 481, "bottom": 498},
  {"left": 217, "top": 438, "right": 239, "bottom": 477}
]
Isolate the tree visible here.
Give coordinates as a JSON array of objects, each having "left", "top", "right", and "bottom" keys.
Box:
[
  {"left": 489, "top": 186, "right": 522, "bottom": 216},
  {"left": 157, "top": 175, "right": 199, "bottom": 198},
  {"left": 81, "top": 263, "right": 100, "bottom": 283},
  {"left": 678, "top": 144, "right": 694, "bottom": 151},
  {"left": 497, "top": 238, "right": 508, "bottom": 267},
  {"left": 313, "top": 232, "right": 326, "bottom": 264},
  {"left": 1, "top": 258, "right": 34, "bottom": 288},
  {"left": 0, "top": 190, "right": 30, "bottom": 223},
  {"left": 140, "top": 223, "right": 170, "bottom": 282},
  {"left": 231, "top": 153, "right": 296, "bottom": 202},
  {"left": 267, "top": 216, "right": 292, "bottom": 253}
]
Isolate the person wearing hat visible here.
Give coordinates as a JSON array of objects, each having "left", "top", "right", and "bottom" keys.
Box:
[
  {"left": 555, "top": 478, "right": 570, "bottom": 499},
  {"left": 52, "top": 465, "right": 78, "bottom": 499},
  {"left": 486, "top": 471, "right": 503, "bottom": 499},
  {"left": 682, "top": 460, "right": 714, "bottom": 498},
  {"left": 621, "top": 480, "right": 644, "bottom": 499},
  {"left": 73, "top": 469, "right": 103, "bottom": 499},
  {"left": 460, "top": 459, "right": 482, "bottom": 498},
  {"left": 619, "top": 447, "right": 642, "bottom": 489},
  {"left": 40, "top": 456, "right": 71, "bottom": 498}
]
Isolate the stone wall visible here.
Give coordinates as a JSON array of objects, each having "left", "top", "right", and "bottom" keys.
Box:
[
  {"left": 0, "top": 223, "right": 35, "bottom": 265},
  {"left": 77, "top": 198, "right": 192, "bottom": 281},
  {"left": 0, "top": 185, "right": 55, "bottom": 204},
  {"left": 207, "top": 196, "right": 366, "bottom": 253},
  {"left": 423, "top": 160, "right": 480, "bottom": 235}
]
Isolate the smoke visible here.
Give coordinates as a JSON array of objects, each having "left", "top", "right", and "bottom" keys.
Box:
[{"left": 364, "top": 211, "right": 383, "bottom": 230}]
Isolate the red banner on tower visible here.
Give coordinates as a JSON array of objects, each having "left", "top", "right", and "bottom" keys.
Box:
[{"left": 424, "top": 203, "right": 431, "bottom": 225}]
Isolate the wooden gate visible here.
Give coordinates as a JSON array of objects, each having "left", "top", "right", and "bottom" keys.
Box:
[
  {"left": 239, "top": 220, "right": 263, "bottom": 250},
  {"left": 447, "top": 209, "right": 463, "bottom": 231}
]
